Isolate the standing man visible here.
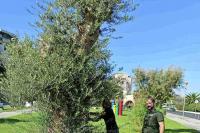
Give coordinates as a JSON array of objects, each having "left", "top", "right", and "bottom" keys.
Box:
[{"left": 142, "top": 96, "right": 165, "bottom": 133}]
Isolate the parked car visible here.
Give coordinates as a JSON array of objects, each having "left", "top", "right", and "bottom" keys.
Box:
[
  {"left": 162, "top": 104, "right": 167, "bottom": 109},
  {"left": 167, "top": 107, "right": 176, "bottom": 112},
  {"left": 0, "top": 101, "right": 10, "bottom": 108},
  {"left": 0, "top": 102, "right": 3, "bottom": 108}
]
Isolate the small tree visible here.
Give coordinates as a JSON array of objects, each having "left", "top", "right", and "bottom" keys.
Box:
[
  {"left": 133, "top": 67, "right": 183, "bottom": 106},
  {"left": 4, "top": 36, "right": 122, "bottom": 132},
  {"left": 186, "top": 92, "right": 200, "bottom": 104}
]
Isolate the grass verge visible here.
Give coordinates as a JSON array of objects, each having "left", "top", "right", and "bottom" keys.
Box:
[{"left": 0, "top": 109, "right": 198, "bottom": 133}]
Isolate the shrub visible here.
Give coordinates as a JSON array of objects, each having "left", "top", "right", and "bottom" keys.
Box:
[
  {"left": 129, "top": 97, "right": 146, "bottom": 132},
  {"left": 185, "top": 103, "right": 200, "bottom": 112},
  {"left": 175, "top": 103, "right": 200, "bottom": 112}
]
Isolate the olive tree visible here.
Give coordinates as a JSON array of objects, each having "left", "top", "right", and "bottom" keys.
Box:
[{"left": 3, "top": 0, "right": 136, "bottom": 132}]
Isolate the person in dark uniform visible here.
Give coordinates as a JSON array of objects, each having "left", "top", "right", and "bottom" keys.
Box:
[
  {"left": 100, "top": 98, "right": 119, "bottom": 133},
  {"left": 142, "top": 96, "right": 165, "bottom": 133}
]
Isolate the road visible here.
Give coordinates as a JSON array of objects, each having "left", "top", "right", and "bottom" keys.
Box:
[
  {"left": 0, "top": 109, "right": 32, "bottom": 119},
  {"left": 167, "top": 110, "right": 200, "bottom": 120},
  {"left": 166, "top": 112, "right": 200, "bottom": 132}
]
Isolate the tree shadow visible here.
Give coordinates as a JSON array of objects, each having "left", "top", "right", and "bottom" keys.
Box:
[
  {"left": 0, "top": 118, "right": 30, "bottom": 124},
  {"left": 166, "top": 129, "right": 200, "bottom": 133}
]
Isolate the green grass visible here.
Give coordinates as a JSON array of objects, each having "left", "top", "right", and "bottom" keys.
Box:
[
  {"left": 0, "top": 113, "right": 42, "bottom": 133},
  {"left": 91, "top": 108, "right": 199, "bottom": 133},
  {"left": 0, "top": 105, "right": 13, "bottom": 112},
  {"left": 165, "top": 118, "right": 199, "bottom": 133},
  {"left": 90, "top": 109, "right": 135, "bottom": 133},
  {"left": 0, "top": 109, "right": 199, "bottom": 133}
]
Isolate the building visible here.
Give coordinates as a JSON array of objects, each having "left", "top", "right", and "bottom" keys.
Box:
[
  {"left": 0, "top": 29, "right": 16, "bottom": 73},
  {"left": 113, "top": 72, "right": 132, "bottom": 96},
  {"left": 113, "top": 72, "right": 134, "bottom": 107},
  {"left": 0, "top": 28, "right": 16, "bottom": 52}
]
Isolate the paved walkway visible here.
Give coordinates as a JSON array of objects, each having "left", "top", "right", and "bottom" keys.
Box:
[
  {"left": 0, "top": 109, "right": 32, "bottom": 119},
  {"left": 167, "top": 110, "right": 200, "bottom": 120},
  {"left": 166, "top": 112, "right": 200, "bottom": 132}
]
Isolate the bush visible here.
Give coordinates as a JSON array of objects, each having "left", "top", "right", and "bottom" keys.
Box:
[
  {"left": 185, "top": 103, "right": 200, "bottom": 112},
  {"left": 156, "top": 107, "right": 166, "bottom": 115},
  {"left": 129, "top": 92, "right": 167, "bottom": 132},
  {"left": 175, "top": 103, "right": 200, "bottom": 112},
  {"left": 174, "top": 103, "right": 183, "bottom": 110},
  {"left": 129, "top": 98, "right": 146, "bottom": 132}
]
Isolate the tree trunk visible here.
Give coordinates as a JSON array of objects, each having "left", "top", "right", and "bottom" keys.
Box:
[{"left": 48, "top": 109, "right": 64, "bottom": 133}]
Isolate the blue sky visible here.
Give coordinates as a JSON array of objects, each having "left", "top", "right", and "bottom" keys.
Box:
[{"left": 0, "top": 0, "right": 200, "bottom": 94}]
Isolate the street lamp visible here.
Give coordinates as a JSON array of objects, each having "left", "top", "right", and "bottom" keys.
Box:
[
  {"left": 182, "top": 81, "right": 188, "bottom": 118},
  {"left": 195, "top": 100, "right": 199, "bottom": 118}
]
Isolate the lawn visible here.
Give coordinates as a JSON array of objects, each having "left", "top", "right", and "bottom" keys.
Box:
[
  {"left": 0, "top": 105, "right": 13, "bottom": 112},
  {"left": 115, "top": 110, "right": 199, "bottom": 133},
  {"left": 0, "top": 109, "right": 199, "bottom": 133},
  {"left": 0, "top": 113, "right": 42, "bottom": 133},
  {"left": 165, "top": 118, "right": 198, "bottom": 133}
]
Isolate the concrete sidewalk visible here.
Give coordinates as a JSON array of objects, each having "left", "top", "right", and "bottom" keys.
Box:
[
  {"left": 166, "top": 112, "right": 200, "bottom": 132},
  {"left": 0, "top": 109, "right": 32, "bottom": 119}
]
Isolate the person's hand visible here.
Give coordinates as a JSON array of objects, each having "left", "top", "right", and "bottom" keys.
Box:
[
  {"left": 88, "top": 112, "right": 101, "bottom": 122},
  {"left": 89, "top": 116, "right": 101, "bottom": 122},
  {"left": 100, "top": 111, "right": 106, "bottom": 116}
]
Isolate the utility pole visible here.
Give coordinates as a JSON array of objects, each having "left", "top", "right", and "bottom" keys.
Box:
[
  {"left": 195, "top": 100, "right": 198, "bottom": 118},
  {"left": 182, "top": 81, "right": 188, "bottom": 118}
]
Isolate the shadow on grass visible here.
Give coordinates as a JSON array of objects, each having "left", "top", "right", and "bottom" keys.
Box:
[
  {"left": 0, "top": 118, "right": 30, "bottom": 124},
  {"left": 166, "top": 129, "right": 200, "bottom": 133}
]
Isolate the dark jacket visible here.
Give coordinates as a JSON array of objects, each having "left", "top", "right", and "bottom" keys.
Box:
[
  {"left": 142, "top": 109, "right": 164, "bottom": 133},
  {"left": 101, "top": 107, "right": 119, "bottom": 133}
]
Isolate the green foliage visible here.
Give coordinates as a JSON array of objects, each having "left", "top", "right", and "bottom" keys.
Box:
[
  {"left": 133, "top": 67, "right": 183, "bottom": 106},
  {"left": 185, "top": 103, "right": 200, "bottom": 112},
  {"left": 0, "top": 56, "right": 6, "bottom": 102},
  {"left": 174, "top": 102, "right": 183, "bottom": 111},
  {"left": 3, "top": 36, "right": 120, "bottom": 132},
  {"left": 186, "top": 92, "right": 200, "bottom": 104},
  {"left": 129, "top": 93, "right": 147, "bottom": 132},
  {"left": 172, "top": 94, "right": 184, "bottom": 110},
  {"left": 2, "top": 0, "right": 136, "bottom": 132},
  {"left": 130, "top": 100, "right": 146, "bottom": 132},
  {"left": 2, "top": 38, "right": 41, "bottom": 105},
  {"left": 35, "top": 0, "right": 136, "bottom": 53},
  {"left": 173, "top": 94, "right": 200, "bottom": 112}
]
